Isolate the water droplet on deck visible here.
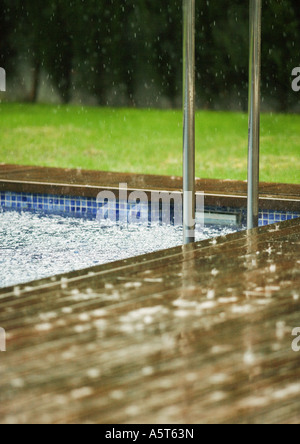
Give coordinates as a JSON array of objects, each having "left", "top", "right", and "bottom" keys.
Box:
[
  {"left": 207, "top": 290, "right": 215, "bottom": 300},
  {"left": 70, "top": 387, "right": 94, "bottom": 400},
  {"left": 243, "top": 350, "right": 256, "bottom": 366},
  {"left": 35, "top": 323, "right": 52, "bottom": 332},
  {"left": 10, "top": 378, "right": 25, "bottom": 388},
  {"left": 86, "top": 368, "right": 101, "bottom": 379},
  {"left": 142, "top": 367, "right": 154, "bottom": 376}
]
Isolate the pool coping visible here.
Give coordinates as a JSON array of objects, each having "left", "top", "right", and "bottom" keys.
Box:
[{"left": 0, "top": 164, "right": 299, "bottom": 212}]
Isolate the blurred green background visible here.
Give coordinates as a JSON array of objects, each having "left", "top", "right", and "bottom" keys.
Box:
[{"left": 0, "top": 0, "right": 299, "bottom": 183}]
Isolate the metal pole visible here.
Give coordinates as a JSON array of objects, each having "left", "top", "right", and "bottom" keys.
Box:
[
  {"left": 183, "top": 0, "right": 196, "bottom": 244},
  {"left": 247, "top": 0, "right": 262, "bottom": 230}
]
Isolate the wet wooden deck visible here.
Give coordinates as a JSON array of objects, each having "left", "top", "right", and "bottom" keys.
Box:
[
  {"left": 0, "top": 218, "right": 299, "bottom": 424},
  {"left": 1, "top": 164, "right": 299, "bottom": 211}
]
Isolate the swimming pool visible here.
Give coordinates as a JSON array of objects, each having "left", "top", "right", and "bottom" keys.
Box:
[
  {"left": 1, "top": 182, "right": 299, "bottom": 289},
  {"left": 0, "top": 209, "right": 238, "bottom": 288}
]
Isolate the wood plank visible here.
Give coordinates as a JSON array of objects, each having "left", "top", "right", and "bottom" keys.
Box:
[{"left": 0, "top": 218, "right": 299, "bottom": 424}]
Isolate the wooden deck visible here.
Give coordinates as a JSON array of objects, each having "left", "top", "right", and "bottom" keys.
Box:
[
  {"left": 1, "top": 164, "right": 299, "bottom": 211},
  {"left": 1, "top": 217, "right": 300, "bottom": 424}
]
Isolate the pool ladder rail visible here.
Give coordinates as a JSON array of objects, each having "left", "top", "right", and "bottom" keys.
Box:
[{"left": 182, "top": 0, "right": 262, "bottom": 243}]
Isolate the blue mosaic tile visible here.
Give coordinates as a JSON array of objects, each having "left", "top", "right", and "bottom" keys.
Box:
[{"left": 0, "top": 191, "right": 299, "bottom": 228}]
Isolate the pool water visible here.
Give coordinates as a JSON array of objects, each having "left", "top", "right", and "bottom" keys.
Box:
[{"left": 0, "top": 210, "right": 239, "bottom": 288}]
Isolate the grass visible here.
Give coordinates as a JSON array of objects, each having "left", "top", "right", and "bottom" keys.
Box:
[{"left": 0, "top": 103, "right": 299, "bottom": 184}]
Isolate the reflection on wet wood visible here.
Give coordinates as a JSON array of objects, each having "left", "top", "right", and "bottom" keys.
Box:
[
  {"left": 0, "top": 218, "right": 299, "bottom": 424},
  {"left": 0, "top": 164, "right": 299, "bottom": 211}
]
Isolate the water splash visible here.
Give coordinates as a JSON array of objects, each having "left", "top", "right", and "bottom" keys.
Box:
[{"left": 0, "top": 210, "right": 237, "bottom": 288}]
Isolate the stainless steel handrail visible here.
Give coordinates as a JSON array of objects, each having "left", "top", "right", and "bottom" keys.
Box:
[
  {"left": 183, "top": 0, "right": 262, "bottom": 238},
  {"left": 247, "top": 0, "right": 262, "bottom": 230},
  {"left": 183, "top": 0, "right": 196, "bottom": 244}
]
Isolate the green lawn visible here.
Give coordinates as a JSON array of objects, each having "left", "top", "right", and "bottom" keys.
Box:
[{"left": 0, "top": 103, "right": 299, "bottom": 184}]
